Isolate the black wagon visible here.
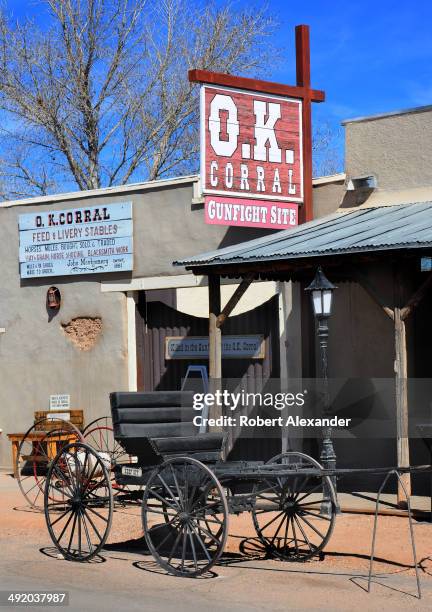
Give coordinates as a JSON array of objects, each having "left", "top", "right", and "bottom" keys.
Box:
[{"left": 43, "top": 391, "right": 337, "bottom": 577}]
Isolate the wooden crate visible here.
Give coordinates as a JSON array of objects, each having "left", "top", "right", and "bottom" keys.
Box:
[{"left": 34, "top": 410, "right": 84, "bottom": 431}]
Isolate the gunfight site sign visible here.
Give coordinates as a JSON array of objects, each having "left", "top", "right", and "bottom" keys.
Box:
[
  {"left": 18, "top": 202, "right": 133, "bottom": 278},
  {"left": 200, "top": 85, "right": 302, "bottom": 229}
]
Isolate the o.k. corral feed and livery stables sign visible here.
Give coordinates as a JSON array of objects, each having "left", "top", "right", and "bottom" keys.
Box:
[
  {"left": 199, "top": 84, "right": 302, "bottom": 230},
  {"left": 165, "top": 335, "right": 265, "bottom": 360},
  {"left": 18, "top": 202, "right": 133, "bottom": 278}
]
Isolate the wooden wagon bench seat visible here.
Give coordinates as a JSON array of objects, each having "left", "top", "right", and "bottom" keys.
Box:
[{"left": 110, "top": 391, "right": 225, "bottom": 463}]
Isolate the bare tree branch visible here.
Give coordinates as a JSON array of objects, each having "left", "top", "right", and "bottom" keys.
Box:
[{"left": 0, "top": 0, "right": 279, "bottom": 199}]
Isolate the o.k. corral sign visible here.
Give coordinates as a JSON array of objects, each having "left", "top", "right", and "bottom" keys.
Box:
[
  {"left": 18, "top": 202, "right": 133, "bottom": 278},
  {"left": 189, "top": 28, "right": 325, "bottom": 227},
  {"left": 199, "top": 84, "right": 302, "bottom": 230}
]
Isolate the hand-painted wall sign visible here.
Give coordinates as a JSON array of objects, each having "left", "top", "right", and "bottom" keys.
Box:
[{"left": 18, "top": 202, "right": 133, "bottom": 278}]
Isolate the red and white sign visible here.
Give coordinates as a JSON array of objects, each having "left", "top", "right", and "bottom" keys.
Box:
[
  {"left": 200, "top": 84, "right": 303, "bottom": 228},
  {"left": 205, "top": 196, "right": 298, "bottom": 230}
]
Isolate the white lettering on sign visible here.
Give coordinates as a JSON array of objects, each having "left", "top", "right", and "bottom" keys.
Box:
[
  {"left": 208, "top": 94, "right": 239, "bottom": 157},
  {"left": 201, "top": 84, "right": 303, "bottom": 207},
  {"left": 18, "top": 202, "right": 133, "bottom": 278},
  {"left": 49, "top": 394, "right": 70, "bottom": 410},
  {"left": 253, "top": 100, "right": 282, "bottom": 163}
]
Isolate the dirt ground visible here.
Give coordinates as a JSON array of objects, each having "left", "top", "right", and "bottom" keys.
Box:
[{"left": 1, "top": 472, "right": 432, "bottom": 611}]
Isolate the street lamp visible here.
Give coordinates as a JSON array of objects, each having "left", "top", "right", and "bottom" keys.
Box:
[{"left": 305, "top": 266, "right": 340, "bottom": 514}]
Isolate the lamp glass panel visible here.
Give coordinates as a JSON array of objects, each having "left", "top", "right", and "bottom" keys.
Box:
[
  {"left": 312, "top": 290, "right": 323, "bottom": 315},
  {"left": 323, "top": 289, "right": 333, "bottom": 315}
]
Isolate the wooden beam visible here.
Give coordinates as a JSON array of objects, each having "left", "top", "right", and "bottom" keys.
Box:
[
  {"left": 188, "top": 69, "right": 325, "bottom": 102},
  {"left": 401, "top": 272, "right": 432, "bottom": 320},
  {"left": 394, "top": 306, "right": 411, "bottom": 504},
  {"left": 208, "top": 275, "right": 222, "bottom": 423},
  {"left": 296, "top": 24, "right": 313, "bottom": 223},
  {"left": 217, "top": 274, "right": 255, "bottom": 328}
]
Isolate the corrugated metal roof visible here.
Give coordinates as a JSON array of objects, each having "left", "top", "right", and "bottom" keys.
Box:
[{"left": 174, "top": 202, "right": 432, "bottom": 268}]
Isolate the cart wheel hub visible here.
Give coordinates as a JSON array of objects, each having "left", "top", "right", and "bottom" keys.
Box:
[
  {"left": 179, "top": 512, "right": 190, "bottom": 524},
  {"left": 71, "top": 496, "right": 82, "bottom": 509}
]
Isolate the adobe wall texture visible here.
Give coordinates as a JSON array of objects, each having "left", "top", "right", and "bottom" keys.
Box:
[
  {"left": 345, "top": 108, "right": 432, "bottom": 191},
  {"left": 1, "top": 177, "right": 310, "bottom": 469}
]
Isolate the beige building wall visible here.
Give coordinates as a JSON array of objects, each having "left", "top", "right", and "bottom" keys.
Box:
[{"left": 344, "top": 105, "right": 432, "bottom": 193}]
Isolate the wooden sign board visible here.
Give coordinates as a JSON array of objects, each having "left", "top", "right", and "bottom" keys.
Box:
[
  {"left": 165, "top": 335, "right": 265, "bottom": 360},
  {"left": 200, "top": 84, "right": 302, "bottom": 229},
  {"left": 201, "top": 84, "right": 303, "bottom": 202},
  {"left": 18, "top": 202, "right": 133, "bottom": 278},
  {"left": 190, "top": 26, "right": 326, "bottom": 225}
]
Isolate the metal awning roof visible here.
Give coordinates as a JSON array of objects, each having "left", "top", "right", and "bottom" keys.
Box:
[{"left": 174, "top": 202, "right": 432, "bottom": 269}]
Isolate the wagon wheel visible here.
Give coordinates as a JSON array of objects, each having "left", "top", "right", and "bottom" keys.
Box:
[
  {"left": 82, "top": 416, "right": 141, "bottom": 498},
  {"left": 251, "top": 452, "right": 336, "bottom": 562},
  {"left": 44, "top": 442, "right": 113, "bottom": 562},
  {"left": 142, "top": 456, "right": 228, "bottom": 577},
  {"left": 15, "top": 418, "right": 82, "bottom": 509}
]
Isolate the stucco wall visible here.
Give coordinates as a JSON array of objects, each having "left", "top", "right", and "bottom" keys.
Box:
[
  {"left": 0, "top": 178, "right": 282, "bottom": 469},
  {"left": 345, "top": 108, "right": 432, "bottom": 191},
  {"left": 313, "top": 180, "right": 344, "bottom": 218},
  {"left": 0, "top": 203, "right": 129, "bottom": 468}
]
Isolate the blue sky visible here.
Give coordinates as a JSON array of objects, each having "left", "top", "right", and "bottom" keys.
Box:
[
  {"left": 267, "top": 1, "right": 432, "bottom": 128},
  {"left": 6, "top": 0, "right": 432, "bottom": 175}
]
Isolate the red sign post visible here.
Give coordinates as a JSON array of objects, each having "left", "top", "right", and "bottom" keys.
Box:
[{"left": 190, "top": 24, "right": 324, "bottom": 227}]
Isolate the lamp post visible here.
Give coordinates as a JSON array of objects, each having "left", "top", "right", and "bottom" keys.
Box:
[{"left": 305, "top": 266, "right": 340, "bottom": 514}]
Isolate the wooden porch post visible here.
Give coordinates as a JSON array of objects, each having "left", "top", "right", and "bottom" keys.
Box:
[
  {"left": 394, "top": 306, "right": 411, "bottom": 503},
  {"left": 208, "top": 274, "right": 222, "bottom": 420}
]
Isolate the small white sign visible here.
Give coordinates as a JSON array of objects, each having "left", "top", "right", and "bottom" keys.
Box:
[
  {"left": 50, "top": 394, "right": 71, "bottom": 410},
  {"left": 165, "top": 335, "right": 265, "bottom": 360},
  {"left": 121, "top": 466, "right": 142, "bottom": 478},
  {"left": 47, "top": 412, "right": 70, "bottom": 421}
]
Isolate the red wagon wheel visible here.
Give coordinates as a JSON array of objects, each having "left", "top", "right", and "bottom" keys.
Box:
[
  {"left": 15, "top": 418, "right": 83, "bottom": 509},
  {"left": 82, "top": 416, "right": 141, "bottom": 497}
]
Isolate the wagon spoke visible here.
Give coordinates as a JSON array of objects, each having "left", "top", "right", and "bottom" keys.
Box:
[
  {"left": 190, "top": 523, "right": 211, "bottom": 561},
  {"left": 296, "top": 481, "right": 323, "bottom": 504},
  {"left": 194, "top": 522, "right": 220, "bottom": 546},
  {"left": 56, "top": 508, "right": 75, "bottom": 542},
  {"left": 182, "top": 464, "right": 189, "bottom": 506},
  {"left": 146, "top": 516, "right": 178, "bottom": 531},
  {"left": 50, "top": 507, "right": 71, "bottom": 527},
  {"left": 190, "top": 513, "right": 223, "bottom": 525},
  {"left": 80, "top": 510, "right": 94, "bottom": 555},
  {"left": 85, "top": 505, "right": 110, "bottom": 523},
  {"left": 293, "top": 476, "right": 311, "bottom": 500},
  {"left": 77, "top": 508, "right": 82, "bottom": 557},
  {"left": 188, "top": 525, "right": 200, "bottom": 567},
  {"left": 80, "top": 462, "right": 99, "bottom": 497},
  {"left": 291, "top": 516, "right": 299, "bottom": 554},
  {"left": 166, "top": 526, "right": 183, "bottom": 563},
  {"left": 157, "top": 474, "right": 180, "bottom": 509},
  {"left": 293, "top": 515, "right": 314, "bottom": 554},
  {"left": 259, "top": 510, "right": 285, "bottom": 532},
  {"left": 296, "top": 498, "right": 325, "bottom": 507},
  {"left": 270, "top": 513, "right": 288, "bottom": 546},
  {"left": 300, "top": 508, "right": 331, "bottom": 521},
  {"left": 81, "top": 505, "right": 103, "bottom": 542},
  {"left": 149, "top": 488, "right": 179, "bottom": 511},
  {"left": 66, "top": 511, "right": 78, "bottom": 554},
  {"left": 180, "top": 528, "right": 188, "bottom": 570},
  {"left": 297, "top": 513, "right": 325, "bottom": 540},
  {"left": 170, "top": 465, "right": 184, "bottom": 507}
]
